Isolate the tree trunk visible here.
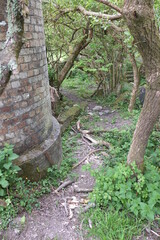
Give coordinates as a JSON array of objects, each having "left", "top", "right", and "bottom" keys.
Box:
[
  {"left": 127, "top": 87, "right": 160, "bottom": 170},
  {"left": 128, "top": 53, "right": 140, "bottom": 112},
  {"left": 123, "top": 0, "right": 160, "bottom": 169},
  {"left": 0, "top": 0, "right": 26, "bottom": 95},
  {"left": 57, "top": 26, "right": 93, "bottom": 90}
]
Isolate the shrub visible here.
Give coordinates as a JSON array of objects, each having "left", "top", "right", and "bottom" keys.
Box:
[
  {"left": 0, "top": 144, "right": 20, "bottom": 197},
  {"left": 91, "top": 162, "right": 160, "bottom": 221}
]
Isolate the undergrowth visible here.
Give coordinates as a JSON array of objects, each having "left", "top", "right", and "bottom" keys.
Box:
[
  {"left": 1, "top": 76, "right": 160, "bottom": 240},
  {"left": 83, "top": 127, "right": 160, "bottom": 239},
  {"left": 84, "top": 209, "right": 142, "bottom": 240},
  {"left": 90, "top": 161, "right": 160, "bottom": 221},
  {"left": 0, "top": 130, "right": 79, "bottom": 230},
  {"left": 62, "top": 70, "right": 95, "bottom": 97}
]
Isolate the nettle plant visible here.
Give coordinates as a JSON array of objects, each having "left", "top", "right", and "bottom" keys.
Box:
[
  {"left": 91, "top": 162, "right": 160, "bottom": 221},
  {"left": 0, "top": 144, "right": 20, "bottom": 197}
]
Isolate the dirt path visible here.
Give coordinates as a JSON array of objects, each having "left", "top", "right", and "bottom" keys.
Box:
[{"left": 2, "top": 90, "right": 132, "bottom": 240}]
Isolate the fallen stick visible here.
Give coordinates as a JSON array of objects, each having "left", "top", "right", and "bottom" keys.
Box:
[
  {"left": 76, "top": 120, "right": 111, "bottom": 148},
  {"left": 55, "top": 179, "right": 75, "bottom": 193},
  {"left": 76, "top": 120, "right": 109, "bottom": 134},
  {"left": 74, "top": 187, "right": 93, "bottom": 193},
  {"left": 76, "top": 120, "right": 81, "bottom": 132},
  {"left": 86, "top": 129, "right": 110, "bottom": 134},
  {"left": 83, "top": 134, "right": 110, "bottom": 148},
  {"left": 84, "top": 134, "right": 98, "bottom": 144},
  {"left": 71, "top": 127, "right": 78, "bottom": 133},
  {"left": 150, "top": 230, "right": 160, "bottom": 237},
  {"left": 72, "top": 148, "right": 104, "bottom": 170},
  {"left": 62, "top": 198, "right": 69, "bottom": 216}
]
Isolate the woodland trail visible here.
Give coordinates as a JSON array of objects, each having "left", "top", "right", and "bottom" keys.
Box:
[{"left": 2, "top": 90, "right": 132, "bottom": 240}]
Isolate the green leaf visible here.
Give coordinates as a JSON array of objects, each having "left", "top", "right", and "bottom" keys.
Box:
[
  {"left": 8, "top": 153, "right": 19, "bottom": 161},
  {"left": 20, "top": 215, "right": 26, "bottom": 225},
  {"left": 3, "top": 162, "right": 12, "bottom": 170},
  {"left": 12, "top": 165, "right": 21, "bottom": 172},
  {"left": 0, "top": 178, "right": 9, "bottom": 188},
  {"left": 146, "top": 210, "right": 155, "bottom": 221},
  {"left": 0, "top": 188, "right": 5, "bottom": 196}
]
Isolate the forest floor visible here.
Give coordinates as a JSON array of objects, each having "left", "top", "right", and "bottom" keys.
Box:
[{"left": 1, "top": 90, "right": 158, "bottom": 240}]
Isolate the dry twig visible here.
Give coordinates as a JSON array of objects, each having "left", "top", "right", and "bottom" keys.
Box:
[
  {"left": 72, "top": 149, "right": 104, "bottom": 169},
  {"left": 150, "top": 230, "right": 160, "bottom": 237},
  {"left": 76, "top": 120, "right": 111, "bottom": 148},
  {"left": 55, "top": 179, "right": 75, "bottom": 193},
  {"left": 74, "top": 187, "right": 93, "bottom": 193}
]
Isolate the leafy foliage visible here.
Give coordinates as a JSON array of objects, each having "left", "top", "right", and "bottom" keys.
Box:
[
  {"left": 0, "top": 144, "right": 20, "bottom": 197},
  {"left": 90, "top": 161, "right": 160, "bottom": 221},
  {"left": 0, "top": 130, "right": 78, "bottom": 229}
]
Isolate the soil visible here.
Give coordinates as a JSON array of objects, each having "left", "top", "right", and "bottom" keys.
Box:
[{"left": 1, "top": 90, "right": 159, "bottom": 240}]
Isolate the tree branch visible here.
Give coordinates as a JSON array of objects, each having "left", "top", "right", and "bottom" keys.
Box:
[
  {"left": 95, "top": 0, "right": 123, "bottom": 14},
  {"left": 77, "top": 6, "right": 122, "bottom": 20}
]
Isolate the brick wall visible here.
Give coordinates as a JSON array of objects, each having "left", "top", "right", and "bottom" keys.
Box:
[{"left": 0, "top": 0, "right": 53, "bottom": 154}]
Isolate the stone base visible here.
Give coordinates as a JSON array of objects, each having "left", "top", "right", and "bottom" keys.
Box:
[
  {"left": 58, "top": 103, "right": 87, "bottom": 133},
  {"left": 15, "top": 117, "right": 62, "bottom": 181}
]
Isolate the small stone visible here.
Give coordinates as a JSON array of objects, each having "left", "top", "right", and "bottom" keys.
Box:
[
  {"left": 99, "top": 112, "right": 104, "bottom": 116},
  {"left": 32, "top": 233, "right": 38, "bottom": 238},
  {"left": 0, "top": 102, "right": 4, "bottom": 108},
  {"left": 88, "top": 112, "right": 93, "bottom": 116},
  {"left": 81, "top": 175, "right": 85, "bottom": 178},
  {"left": 11, "top": 81, "right": 21, "bottom": 88},
  {"left": 6, "top": 133, "right": 15, "bottom": 139},
  {"left": 70, "top": 131, "right": 75, "bottom": 136},
  {"left": 14, "top": 228, "right": 20, "bottom": 235},
  {"left": 104, "top": 110, "right": 110, "bottom": 114},
  {"left": 93, "top": 106, "right": 102, "bottom": 111}
]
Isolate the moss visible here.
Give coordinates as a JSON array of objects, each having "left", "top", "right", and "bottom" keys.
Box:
[
  {"left": 7, "top": 0, "right": 22, "bottom": 39},
  {"left": 58, "top": 105, "right": 82, "bottom": 124}
]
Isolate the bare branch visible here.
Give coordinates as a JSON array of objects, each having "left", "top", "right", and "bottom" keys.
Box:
[
  {"left": 77, "top": 6, "right": 122, "bottom": 20},
  {"left": 95, "top": 0, "right": 123, "bottom": 14}
]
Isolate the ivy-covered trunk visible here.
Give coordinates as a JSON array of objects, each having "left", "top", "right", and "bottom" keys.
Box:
[
  {"left": 123, "top": 0, "right": 160, "bottom": 170},
  {"left": 0, "top": 0, "right": 27, "bottom": 95}
]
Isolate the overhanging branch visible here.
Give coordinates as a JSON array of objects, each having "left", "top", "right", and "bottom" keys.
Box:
[
  {"left": 95, "top": 0, "right": 123, "bottom": 14},
  {"left": 77, "top": 6, "right": 122, "bottom": 20}
]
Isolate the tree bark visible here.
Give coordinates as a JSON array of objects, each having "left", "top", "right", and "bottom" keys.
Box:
[
  {"left": 127, "top": 88, "right": 160, "bottom": 170},
  {"left": 128, "top": 53, "right": 140, "bottom": 112},
  {"left": 0, "top": 0, "right": 26, "bottom": 95},
  {"left": 123, "top": 0, "right": 160, "bottom": 169},
  {"left": 57, "top": 27, "right": 93, "bottom": 90}
]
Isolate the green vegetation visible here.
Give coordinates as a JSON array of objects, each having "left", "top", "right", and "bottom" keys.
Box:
[
  {"left": 0, "top": 144, "right": 20, "bottom": 197},
  {"left": 80, "top": 122, "right": 160, "bottom": 239},
  {"left": 62, "top": 70, "right": 95, "bottom": 97},
  {"left": 1, "top": 1, "right": 160, "bottom": 238},
  {"left": 84, "top": 209, "right": 142, "bottom": 240},
  {"left": 0, "top": 86, "right": 159, "bottom": 238},
  {"left": 91, "top": 161, "right": 160, "bottom": 221},
  {"left": 0, "top": 131, "right": 78, "bottom": 229}
]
